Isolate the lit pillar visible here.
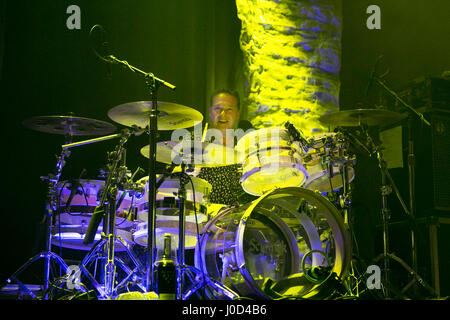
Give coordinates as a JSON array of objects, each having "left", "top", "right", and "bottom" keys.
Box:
[{"left": 236, "top": 0, "right": 342, "bottom": 135}]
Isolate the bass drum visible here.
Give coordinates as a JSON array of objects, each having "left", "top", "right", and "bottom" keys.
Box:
[{"left": 195, "top": 187, "right": 351, "bottom": 299}]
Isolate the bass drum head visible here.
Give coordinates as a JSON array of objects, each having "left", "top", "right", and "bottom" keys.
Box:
[{"left": 195, "top": 187, "right": 351, "bottom": 299}]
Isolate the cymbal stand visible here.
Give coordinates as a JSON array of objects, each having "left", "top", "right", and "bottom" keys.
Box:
[
  {"left": 1, "top": 142, "right": 71, "bottom": 299},
  {"left": 176, "top": 163, "right": 187, "bottom": 299},
  {"left": 374, "top": 77, "right": 433, "bottom": 295},
  {"left": 362, "top": 126, "right": 436, "bottom": 298},
  {"left": 331, "top": 134, "right": 361, "bottom": 297},
  {"left": 335, "top": 133, "right": 355, "bottom": 230}
]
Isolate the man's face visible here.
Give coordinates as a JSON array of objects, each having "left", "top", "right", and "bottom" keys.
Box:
[{"left": 209, "top": 93, "right": 240, "bottom": 132}]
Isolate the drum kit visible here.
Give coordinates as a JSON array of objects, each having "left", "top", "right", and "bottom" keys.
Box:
[{"left": 4, "top": 100, "right": 421, "bottom": 301}]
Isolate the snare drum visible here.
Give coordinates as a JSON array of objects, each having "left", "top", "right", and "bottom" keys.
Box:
[
  {"left": 236, "top": 127, "right": 308, "bottom": 196},
  {"left": 195, "top": 187, "right": 351, "bottom": 299},
  {"left": 303, "top": 133, "right": 355, "bottom": 193}
]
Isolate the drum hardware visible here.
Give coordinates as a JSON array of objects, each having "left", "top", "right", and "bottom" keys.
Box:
[
  {"left": 101, "top": 37, "right": 241, "bottom": 296},
  {"left": 130, "top": 164, "right": 239, "bottom": 300},
  {"left": 0, "top": 115, "right": 114, "bottom": 298},
  {"left": 284, "top": 121, "right": 312, "bottom": 151},
  {"left": 90, "top": 26, "right": 179, "bottom": 292},
  {"left": 346, "top": 119, "right": 436, "bottom": 299},
  {"left": 369, "top": 76, "right": 432, "bottom": 298},
  {"left": 373, "top": 76, "right": 431, "bottom": 293},
  {"left": 170, "top": 168, "right": 240, "bottom": 300},
  {"left": 102, "top": 52, "right": 179, "bottom": 293},
  {"left": 59, "top": 128, "right": 145, "bottom": 298},
  {"left": 302, "top": 131, "right": 356, "bottom": 196},
  {"left": 1, "top": 144, "right": 71, "bottom": 299},
  {"left": 169, "top": 164, "right": 223, "bottom": 300},
  {"left": 84, "top": 132, "right": 146, "bottom": 299}
]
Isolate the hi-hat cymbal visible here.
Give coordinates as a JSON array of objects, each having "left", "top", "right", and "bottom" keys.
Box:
[
  {"left": 141, "top": 141, "right": 238, "bottom": 167},
  {"left": 107, "top": 101, "right": 203, "bottom": 130},
  {"left": 319, "top": 109, "right": 406, "bottom": 127},
  {"left": 22, "top": 115, "right": 117, "bottom": 136}
]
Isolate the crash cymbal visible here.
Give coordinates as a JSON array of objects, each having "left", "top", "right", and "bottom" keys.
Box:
[
  {"left": 141, "top": 141, "right": 238, "bottom": 167},
  {"left": 319, "top": 109, "right": 406, "bottom": 127},
  {"left": 107, "top": 101, "right": 203, "bottom": 130},
  {"left": 22, "top": 115, "right": 117, "bottom": 136}
]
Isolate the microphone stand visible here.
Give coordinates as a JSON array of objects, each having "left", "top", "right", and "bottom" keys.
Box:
[{"left": 106, "top": 54, "right": 176, "bottom": 292}]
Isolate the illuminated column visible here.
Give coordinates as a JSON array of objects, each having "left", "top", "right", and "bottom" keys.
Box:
[{"left": 236, "top": 0, "right": 342, "bottom": 135}]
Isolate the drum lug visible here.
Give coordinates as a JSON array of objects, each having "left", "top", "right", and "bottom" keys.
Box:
[{"left": 380, "top": 185, "right": 392, "bottom": 196}]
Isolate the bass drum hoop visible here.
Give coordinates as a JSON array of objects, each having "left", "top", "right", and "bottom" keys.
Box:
[{"left": 196, "top": 187, "right": 352, "bottom": 299}]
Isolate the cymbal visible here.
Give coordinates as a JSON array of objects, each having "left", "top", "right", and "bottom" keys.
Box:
[
  {"left": 22, "top": 116, "right": 117, "bottom": 136},
  {"left": 319, "top": 109, "right": 406, "bottom": 127},
  {"left": 141, "top": 141, "right": 238, "bottom": 167},
  {"left": 107, "top": 101, "right": 203, "bottom": 130}
]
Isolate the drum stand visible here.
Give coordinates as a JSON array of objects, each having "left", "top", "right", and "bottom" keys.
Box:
[
  {"left": 167, "top": 163, "right": 239, "bottom": 300},
  {"left": 68, "top": 130, "right": 146, "bottom": 299},
  {"left": 79, "top": 190, "right": 146, "bottom": 299},
  {"left": 333, "top": 135, "right": 355, "bottom": 230},
  {"left": 372, "top": 77, "right": 434, "bottom": 298},
  {"left": 1, "top": 144, "right": 70, "bottom": 299}
]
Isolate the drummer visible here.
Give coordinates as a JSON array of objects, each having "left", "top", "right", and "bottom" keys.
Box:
[{"left": 195, "top": 89, "right": 251, "bottom": 207}]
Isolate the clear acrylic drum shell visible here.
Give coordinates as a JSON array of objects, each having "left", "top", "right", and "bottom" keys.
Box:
[
  {"left": 56, "top": 179, "right": 133, "bottom": 227},
  {"left": 53, "top": 179, "right": 134, "bottom": 250},
  {"left": 132, "top": 212, "right": 207, "bottom": 249},
  {"left": 303, "top": 160, "right": 355, "bottom": 193},
  {"left": 52, "top": 225, "right": 133, "bottom": 251},
  {"left": 195, "top": 187, "right": 351, "bottom": 299},
  {"left": 133, "top": 175, "right": 212, "bottom": 208},
  {"left": 236, "top": 128, "right": 308, "bottom": 196},
  {"left": 303, "top": 133, "right": 355, "bottom": 193},
  {"left": 130, "top": 175, "right": 209, "bottom": 249}
]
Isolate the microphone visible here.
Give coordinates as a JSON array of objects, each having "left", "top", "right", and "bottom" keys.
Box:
[
  {"left": 238, "top": 120, "right": 255, "bottom": 131},
  {"left": 89, "top": 24, "right": 113, "bottom": 78},
  {"left": 83, "top": 205, "right": 105, "bottom": 244},
  {"left": 65, "top": 168, "right": 87, "bottom": 209},
  {"left": 65, "top": 180, "right": 80, "bottom": 210},
  {"left": 306, "top": 265, "right": 333, "bottom": 281},
  {"left": 284, "top": 121, "right": 310, "bottom": 149},
  {"left": 365, "top": 54, "right": 383, "bottom": 96}
]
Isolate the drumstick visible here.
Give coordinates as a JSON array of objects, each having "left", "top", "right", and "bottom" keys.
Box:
[{"left": 201, "top": 123, "right": 208, "bottom": 143}]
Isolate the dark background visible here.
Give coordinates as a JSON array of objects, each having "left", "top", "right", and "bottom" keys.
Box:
[{"left": 0, "top": 0, "right": 449, "bottom": 297}]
